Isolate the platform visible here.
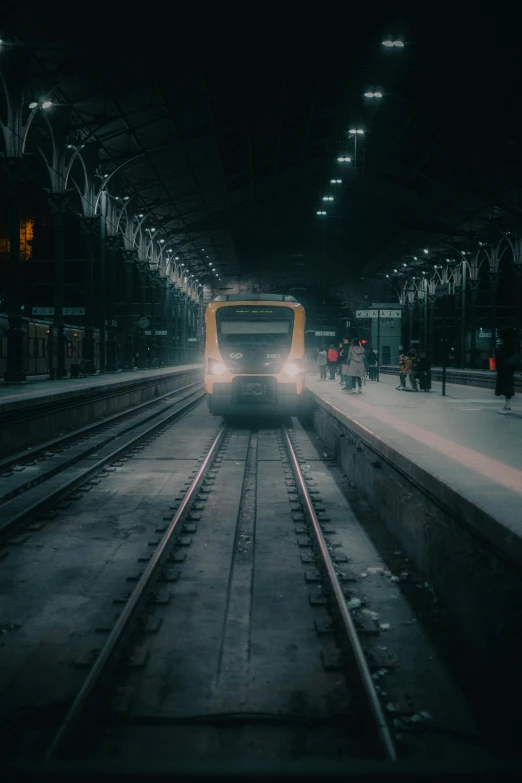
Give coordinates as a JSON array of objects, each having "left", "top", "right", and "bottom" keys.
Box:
[
  {"left": 0, "top": 365, "right": 203, "bottom": 456},
  {"left": 380, "top": 364, "right": 522, "bottom": 393},
  {"left": 306, "top": 372, "right": 522, "bottom": 565},
  {"left": 0, "top": 366, "right": 202, "bottom": 414},
  {"left": 306, "top": 371, "right": 522, "bottom": 694}
]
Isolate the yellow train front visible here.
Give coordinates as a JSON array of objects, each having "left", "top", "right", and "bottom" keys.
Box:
[{"left": 205, "top": 294, "right": 306, "bottom": 416}]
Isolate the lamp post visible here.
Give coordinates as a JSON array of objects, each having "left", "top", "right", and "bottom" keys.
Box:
[{"left": 348, "top": 129, "right": 364, "bottom": 168}]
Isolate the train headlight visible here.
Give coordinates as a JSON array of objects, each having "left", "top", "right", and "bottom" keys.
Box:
[
  {"left": 209, "top": 360, "right": 226, "bottom": 375},
  {"left": 282, "top": 362, "right": 300, "bottom": 377}
]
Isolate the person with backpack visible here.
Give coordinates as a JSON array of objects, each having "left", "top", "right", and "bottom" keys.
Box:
[{"left": 327, "top": 344, "right": 339, "bottom": 379}]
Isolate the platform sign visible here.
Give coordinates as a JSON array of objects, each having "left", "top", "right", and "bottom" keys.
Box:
[
  {"left": 188, "top": 337, "right": 197, "bottom": 342},
  {"left": 356, "top": 309, "right": 400, "bottom": 318},
  {"left": 435, "top": 283, "right": 454, "bottom": 297},
  {"left": 63, "top": 307, "right": 85, "bottom": 316},
  {"left": 32, "top": 307, "right": 55, "bottom": 316},
  {"left": 315, "top": 330, "right": 336, "bottom": 336},
  {"left": 156, "top": 330, "right": 167, "bottom": 335}
]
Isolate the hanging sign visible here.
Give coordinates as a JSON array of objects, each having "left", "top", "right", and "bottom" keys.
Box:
[
  {"left": 32, "top": 307, "right": 55, "bottom": 315},
  {"left": 315, "top": 330, "right": 336, "bottom": 336},
  {"left": 188, "top": 337, "right": 198, "bottom": 342},
  {"left": 63, "top": 307, "right": 85, "bottom": 316},
  {"left": 356, "top": 309, "right": 401, "bottom": 319},
  {"left": 156, "top": 330, "right": 167, "bottom": 335}
]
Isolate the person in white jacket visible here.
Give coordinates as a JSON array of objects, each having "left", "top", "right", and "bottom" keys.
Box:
[{"left": 343, "top": 338, "right": 366, "bottom": 393}]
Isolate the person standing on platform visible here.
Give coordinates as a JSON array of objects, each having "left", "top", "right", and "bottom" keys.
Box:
[
  {"left": 337, "top": 341, "right": 344, "bottom": 379},
  {"left": 338, "top": 338, "right": 349, "bottom": 383},
  {"left": 407, "top": 350, "right": 419, "bottom": 391},
  {"left": 495, "top": 329, "right": 521, "bottom": 414},
  {"left": 397, "top": 353, "right": 408, "bottom": 390},
  {"left": 417, "top": 350, "right": 432, "bottom": 391},
  {"left": 344, "top": 338, "right": 366, "bottom": 393},
  {"left": 366, "top": 347, "right": 378, "bottom": 381},
  {"left": 317, "top": 346, "right": 328, "bottom": 379},
  {"left": 327, "top": 344, "right": 339, "bottom": 380}
]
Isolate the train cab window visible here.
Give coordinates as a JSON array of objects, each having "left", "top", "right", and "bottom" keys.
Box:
[
  {"left": 77, "top": 341, "right": 83, "bottom": 359},
  {"left": 41, "top": 338, "right": 46, "bottom": 357},
  {"left": 67, "top": 341, "right": 73, "bottom": 358},
  {"left": 216, "top": 305, "right": 295, "bottom": 373}
]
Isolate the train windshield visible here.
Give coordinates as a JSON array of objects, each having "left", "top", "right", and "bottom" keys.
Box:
[{"left": 216, "top": 305, "right": 294, "bottom": 371}]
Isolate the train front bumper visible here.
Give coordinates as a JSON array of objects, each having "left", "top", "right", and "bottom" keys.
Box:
[{"left": 206, "top": 375, "right": 305, "bottom": 416}]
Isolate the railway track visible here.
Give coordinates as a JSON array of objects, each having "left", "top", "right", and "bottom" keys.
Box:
[
  {"left": 8, "top": 419, "right": 395, "bottom": 765},
  {"left": 1, "top": 405, "right": 483, "bottom": 772},
  {"left": 0, "top": 382, "right": 205, "bottom": 540}
]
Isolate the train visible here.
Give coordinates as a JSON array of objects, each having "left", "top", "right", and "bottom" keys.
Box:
[
  {"left": 204, "top": 294, "right": 306, "bottom": 416},
  {"left": 0, "top": 314, "right": 99, "bottom": 377}
]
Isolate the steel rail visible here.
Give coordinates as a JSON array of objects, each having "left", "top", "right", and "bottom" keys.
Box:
[
  {"left": 281, "top": 424, "right": 397, "bottom": 762},
  {"left": 0, "top": 380, "right": 203, "bottom": 472},
  {"left": 44, "top": 421, "right": 228, "bottom": 762},
  {"left": 0, "top": 389, "right": 206, "bottom": 540}
]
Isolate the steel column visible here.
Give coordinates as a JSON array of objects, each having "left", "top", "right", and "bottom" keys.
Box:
[
  {"left": 49, "top": 193, "right": 68, "bottom": 379},
  {"left": 136, "top": 265, "right": 148, "bottom": 369},
  {"left": 105, "top": 236, "right": 119, "bottom": 372},
  {"left": 2, "top": 158, "right": 26, "bottom": 383},
  {"left": 80, "top": 217, "right": 97, "bottom": 371},
  {"left": 148, "top": 274, "right": 158, "bottom": 367},
  {"left": 123, "top": 251, "right": 136, "bottom": 369}
]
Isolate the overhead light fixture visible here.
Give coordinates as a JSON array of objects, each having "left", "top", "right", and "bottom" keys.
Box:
[
  {"left": 159, "top": 238, "right": 165, "bottom": 243},
  {"left": 322, "top": 196, "right": 334, "bottom": 201},
  {"left": 175, "top": 256, "right": 180, "bottom": 260},
  {"left": 330, "top": 179, "right": 342, "bottom": 184},
  {"left": 413, "top": 256, "right": 418, "bottom": 260},
  {"left": 138, "top": 213, "right": 144, "bottom": 218},
  {"left": 337, "top": 156, "right": 351, "bottom": 163},
  {"left": 349, "top": 129, "right": 365, "bottom": 135},
  {"left": 28, "top": 102, "right": 38, "bottom": 109},
  {"left": 403, "top": 263, "right": 407, "bottom": 267},
  {"left": 123, "top": 196, "right": 129, "bottom": 200},
  {"left": 382, "top": 40, "right": 404, "bottom": 47},
  {"left": 364, "top": 92, "right": 383, "bottom": 99},
  {"left": 423, "top": 248, "right": 428, "bottom": 254},
  {"left": 41, "top": 100, "right": 53, "bottom": 109}
]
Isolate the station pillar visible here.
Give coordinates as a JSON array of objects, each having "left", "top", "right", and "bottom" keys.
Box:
[
  {"left": 122, "top": 250, "right": 136, "bottom": 369},
  {"left": 148, "top": 273, "right": 158, "bottom": 367},
  {"left": 105, "top": 236, "right": 119, "bottom": 372},
  {"left": 49, "top": 193, "right": 68, "bottom": 379},
  {"left": 80, "top": 217, "right": 97, "bottom": 371},
  {"left": 136, "top": 265, "right": 148, "bottom": 369}
]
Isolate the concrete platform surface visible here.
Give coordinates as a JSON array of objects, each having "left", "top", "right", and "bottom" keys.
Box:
[
  {"left": 0, "top": 365, "right": 202, "bottom": 413},
  {"left": 306, "top": 372, "right": 522, "bottom": 568}
]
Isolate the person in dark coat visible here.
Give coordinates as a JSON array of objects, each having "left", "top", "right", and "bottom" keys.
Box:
[{"left": 495, "top": 330, "right": 521, "bottom": 414}]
